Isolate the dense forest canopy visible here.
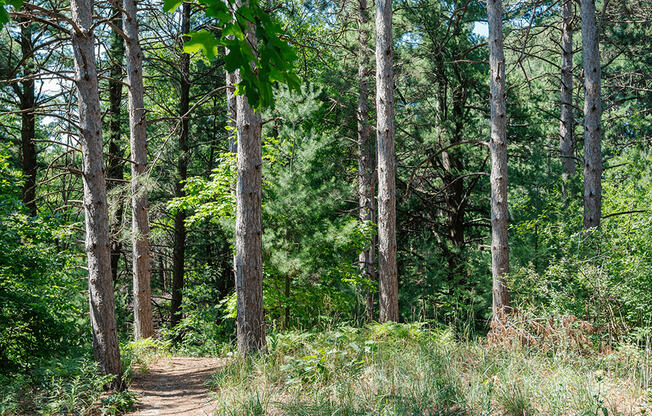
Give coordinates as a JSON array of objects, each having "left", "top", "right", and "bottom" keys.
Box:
[{"left": 0, "top": 0, "right": 650, "bottom": 413}]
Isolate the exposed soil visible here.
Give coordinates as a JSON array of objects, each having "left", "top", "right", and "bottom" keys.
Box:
[{"left": 125, "top": 356, "right": 222, "bottom": 416}]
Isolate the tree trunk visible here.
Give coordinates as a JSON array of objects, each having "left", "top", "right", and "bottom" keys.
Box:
[
  {"left": 70, "top": 0, "right": 123, "bottom": 387},
  {"left": 122, "top": 0, "right": 153, "bottom": 339},
  {"left": 171, "top": 2, "right": 190, "bottom": 329},
  {"left": 234, "top": 93, "right": 265, "bottom": 353},
  {"left": 560, "top": 0, "right": 575, "bottom": 179},
  {"left": 376, "top": 0, "right": 398, "bottom": 323},
  {"left": 19, "top": 19, "right": 37, "bottom": 217},
  {"left": 581, "top": 0, "right": 602, "bottom": 230},
  {"left": 234, "top": 11, "right": 265, "bottom": 354},
  {"left": 357, "top": 0, "right": 376, "bottom": 322},
  {"left": 487, "top": 0, "right": 510, "bottom": 317},
  {"left": 107, "top": 5, "right": 125, "bottom": 284}
]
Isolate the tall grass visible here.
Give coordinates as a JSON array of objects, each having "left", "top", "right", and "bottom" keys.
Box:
[
  {"left": 0, "top": 338, "right": 169, "bottom": 416},
  {"left": 209, "top": 323, "right": 650, "bottom": 415}
]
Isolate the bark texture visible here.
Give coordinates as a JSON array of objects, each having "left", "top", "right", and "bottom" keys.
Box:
[
  {"left": 580, "top": 0, "right": 602, "bottom": 230},
  {"left": 560, "top": 0, "right": 575, "bottom": 179},
  {"left": 70, "top": 0, "right": 122, "bottom": 385},
  {"left": 19, "top": 19, "right": 37, "bottom": 217},
  {"left": 107, "top": 6, "right": 125, "bottom": 284},
  {"left": 487, "top": 0, "right": 510, "bottom": 317},
  {"left": 235, "top": 91, "right": 265, "bottom": 354},
  {"left": 376, "top": 0, "right": 398, "bottom": 323},
  {"left": 122, "top": 0, "right": 153, "bottom": 339},
  {"left": 234, "top": 13, "right": 265, "bottom": 354},
  {"left": 357, "top": 0, "right": 376, "bottom": 322},
  {"left": 171, "top": 2, "right": 190, "bottom": 329}
]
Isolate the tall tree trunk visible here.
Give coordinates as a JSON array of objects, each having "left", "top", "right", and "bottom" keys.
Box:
[
  {"left": 357, "top": 0, "right": 375, "bottom": 322},
  {"left": 560, "top": 0, "right": 575, "bottom": 179},
  {"left": 122, "top": 0, "right": 153, "bottom": 339},
  {"left": 234, "top": 93, "right": 264, "bottom": 353},
  {"left": 376, "top": 0, "right": 398, "bottom": 323},
  {"left": 171, "top": 2, "right": 190, "bottom": 329},
  {"left": 234, "top": 11, "right": 265, "bottom": 354},
  {"left": 19, "top": 19, "right": 37, "bottom": 217},
  {"left": 487, "top": 0, "right": 510, "bottom": 317},
  {"left": 107, "top": 5, "right": 125, "bottom": 284},
  {"left": 70, "top": 0, "right": 123, "bottom": 386},
  {"left": 581, "top": 0, "right": 602, "bottom": 230}
]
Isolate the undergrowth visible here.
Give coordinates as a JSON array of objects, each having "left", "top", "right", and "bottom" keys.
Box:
[
  {"left": 209, "top": 322, "right": 652, "bottom": 415},
  {"left": 0, "top": 338, "right": 170, "bottom": 416}
]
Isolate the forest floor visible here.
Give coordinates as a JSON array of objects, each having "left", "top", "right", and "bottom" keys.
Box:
[
  {"left": 200, "top": 324, "right": 651, "bottom": 415},
  {"left": 125, "top": 356, "right": 222, "bottom": 416},
  {"left": 3, "top": 324, "right": 648, "bottom": 415}
]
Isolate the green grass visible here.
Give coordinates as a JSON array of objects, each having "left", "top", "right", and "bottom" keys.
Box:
[
  {"left": 0, "top": 338, "right": 171, "bottom": 416},
  {"left": 209, "top": 323, "right": 651, "bottom": 415},
  {"left": 0, "top": 356, "right": 135, "bottom": 415},
  {"left": 2, "top": 324, "right": 649, "bottom": 415}
]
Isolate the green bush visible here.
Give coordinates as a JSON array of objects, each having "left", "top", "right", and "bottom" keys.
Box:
[
  {"left": 0, "top": 148, "right": 86, "bottom": 373},
  {"left": 0, "top": 357, "right": 135, "bottom": 415},
  {"left": 509, "top": 148, "right": 652, "bottom": 340}
]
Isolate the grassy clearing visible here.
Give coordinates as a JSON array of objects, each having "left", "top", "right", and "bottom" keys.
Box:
[{"left": 209, "top": 323, "right": 651, "bottom": 416}]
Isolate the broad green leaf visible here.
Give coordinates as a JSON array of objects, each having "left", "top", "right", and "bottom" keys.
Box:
[
  {"left": 164, "top": 0, "right": 300, "bottom": 109},
  {"left": 222, "top": 23, "right": 244, "bottom": 40},
  {"left": 234, "top": 5, "right": 254, "bottom": 22},
  {"left": 268, "top": 68, "right": 285, "bottom": 84},
  {"left": 163, "top": 0, "right": 182, "bottom": 13},
  {"left": 0, "top": 3, "right": 9, "bottom": 26},
  {"left": 200, "top": 0, "right": 229, "bottom": 21},
  {"left": 184, "top": 30, "right": 219, "bottom": 61}
]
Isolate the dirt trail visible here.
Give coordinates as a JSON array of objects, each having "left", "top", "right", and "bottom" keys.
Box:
[{"left": 125, "top": 356, "right": 222, "bottom": 416}]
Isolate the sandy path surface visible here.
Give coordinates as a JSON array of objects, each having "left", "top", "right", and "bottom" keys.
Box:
[{"left": 125, "top": 356, "right": 222, "bottom": 416}]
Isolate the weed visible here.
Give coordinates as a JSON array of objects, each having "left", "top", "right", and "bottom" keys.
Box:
[{"left": 209, "top": 324, "right": 650, "bottom": 415}]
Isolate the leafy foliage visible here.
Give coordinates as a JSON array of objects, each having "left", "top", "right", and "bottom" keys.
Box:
[
  {"left": 0, "top": 148, "right": 85, "bottom": 373},
  {"left": 166, "top": 0, "right": 300, "bottom": 109},
  {"left": 0, "top": 0, "right": 22, "bottom": 27},
  {"left": 509, "top": 148, "right": 652, "bottom": 338},
  {"left": 167, "top": 153, "right": 237, "bottom": 226},
  {"left": 261, "top": 85, "right": 367, "bottom": 327},
  {"left": 0, "top": 0, "right": 650, "bottom": 412},
  {"left": 0, "top": 357, "right": 135, "bottom": 415}
]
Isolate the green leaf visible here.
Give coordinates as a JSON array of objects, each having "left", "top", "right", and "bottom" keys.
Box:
[
  {"left": 184, "top": 30, "right": 219, "bottom": 61},
  {"left": 0, "top": 4, "right": 9, "bottom": 26},
  {"left": 200, "top": 0, "right": 230, "bottom": 21},
  {"left": 222, "top": 23, "right": 244, "bottom": 40},
  {"left": 163, "top": 0, "right": 182, "bottom": 13},
  {"left": 234, "top": 5, "right": 254, "bottom": 21},
  {"left": 164, "top": 0, "right": 299, "bottom": 109},
  {"left": 223, "top": 41, "right": 247, "bottom": 72},
  {"left": 268, "top": 68, "right": 285, "bottom": 83}
]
